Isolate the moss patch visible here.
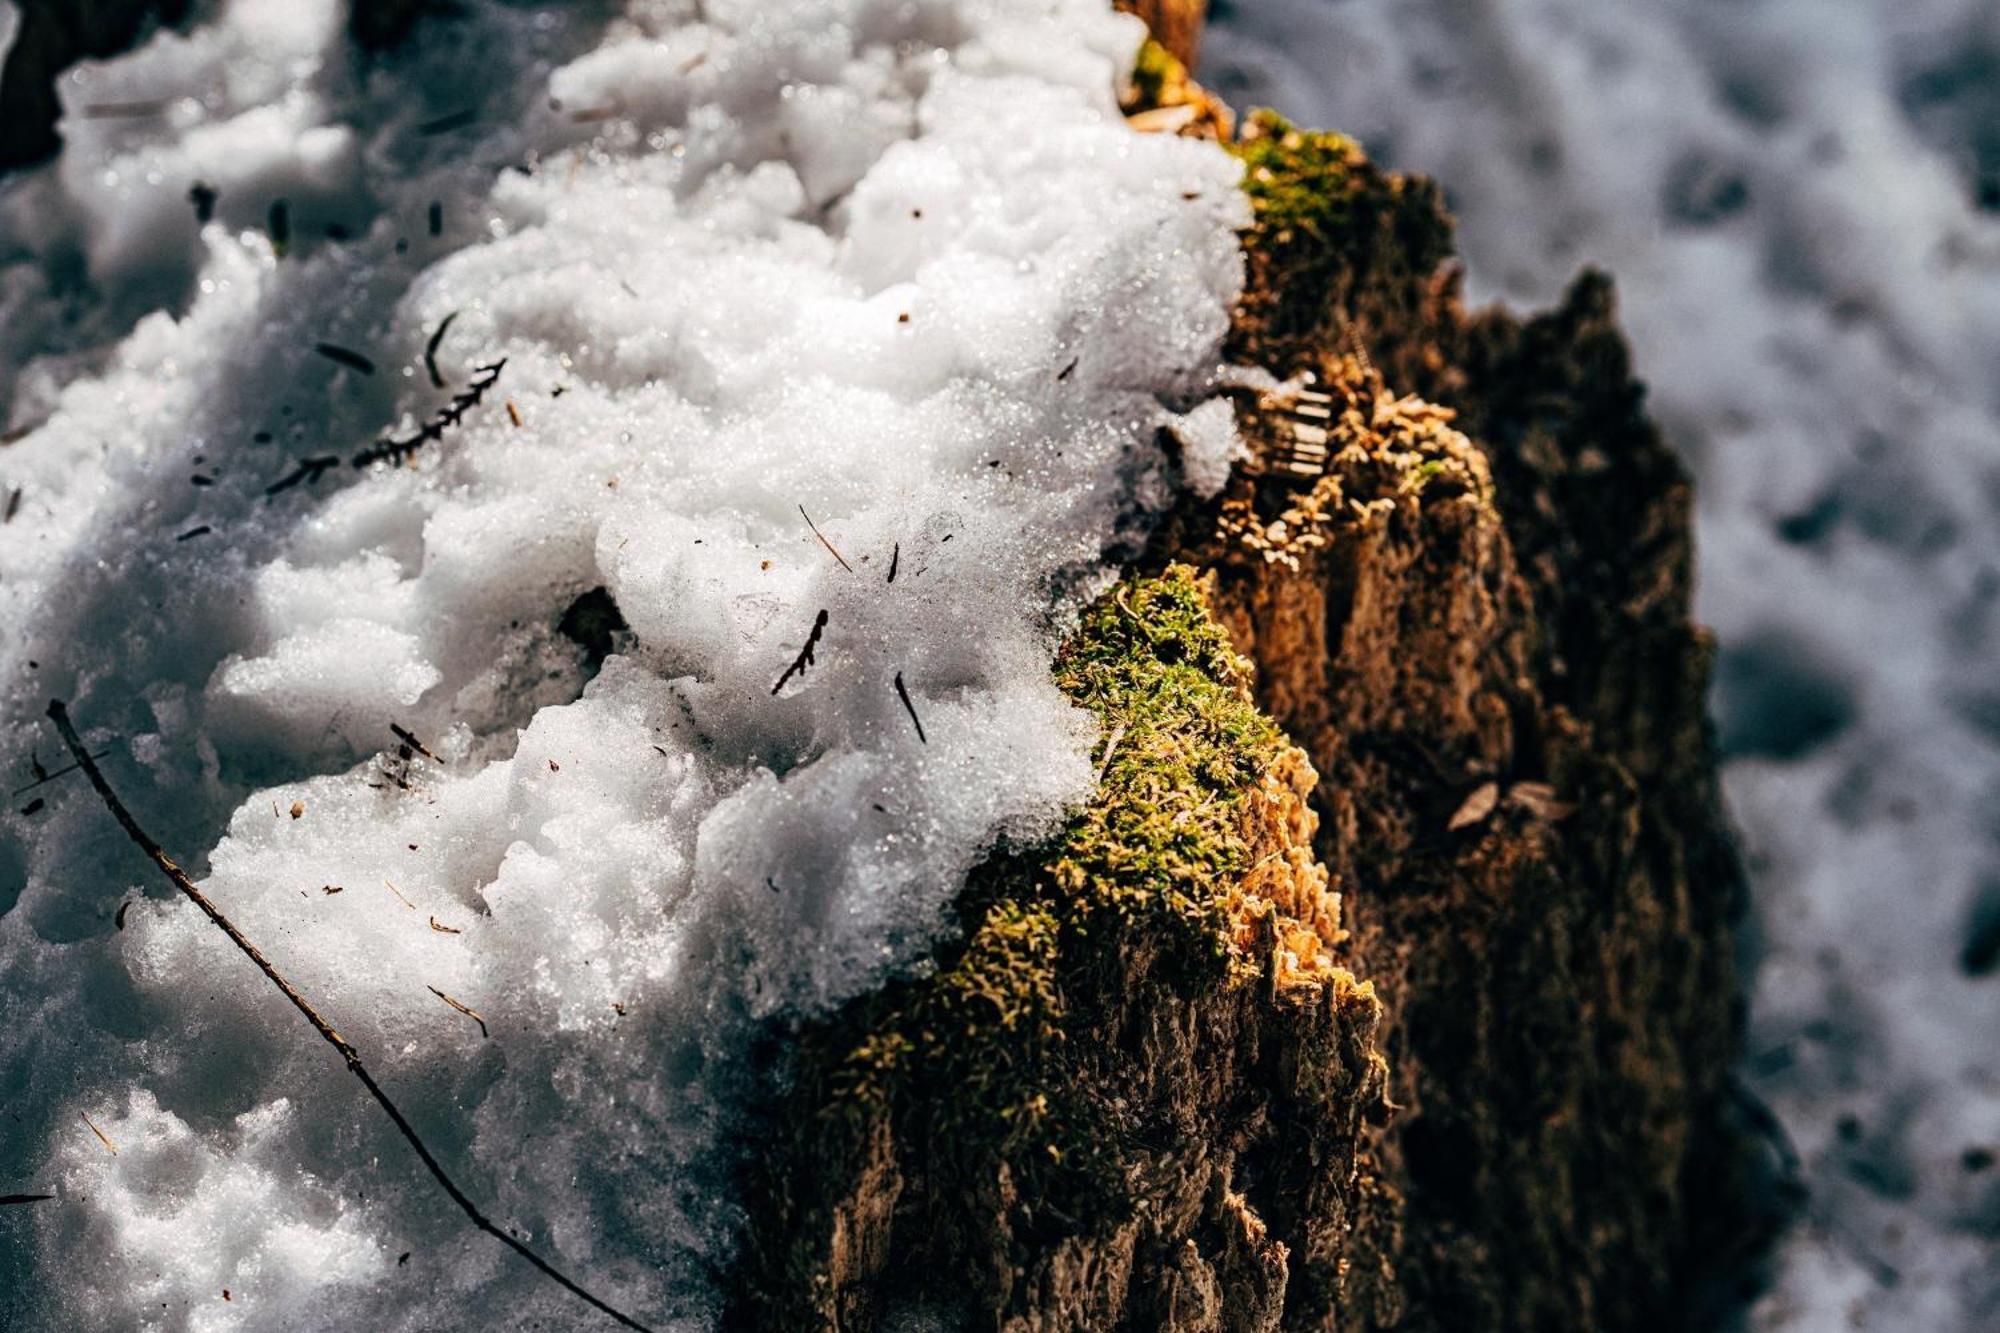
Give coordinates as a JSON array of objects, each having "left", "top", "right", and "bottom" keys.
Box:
[
  {"left": 1228, "top": 109, "right": 1454, "bottom": 367},
  {"left": 817, "top": 567, "right": 1290, "bottom": 1177}
]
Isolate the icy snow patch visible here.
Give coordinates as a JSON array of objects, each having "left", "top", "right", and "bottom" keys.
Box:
[{"left": 0, "top": 0, "right": 1247, "bottom": 1328}]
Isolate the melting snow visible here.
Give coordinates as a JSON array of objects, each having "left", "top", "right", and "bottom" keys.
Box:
[{"left": 0, "top": 0, "right": 1246, "bottom": 1327}]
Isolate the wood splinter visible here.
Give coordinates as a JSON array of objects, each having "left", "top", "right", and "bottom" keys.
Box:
[{"left": 44, "top": 698, "right": 657, "bottom": 1333}]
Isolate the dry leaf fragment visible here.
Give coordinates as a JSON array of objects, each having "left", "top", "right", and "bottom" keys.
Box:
[
  {"left": 1448, "top": 781, "right": 1501, "bottom": 832},
  {"left": 1506, "top": 781, "right": 1577, "bottom": 822},
  {"left": 289, "top": 800, "right": 304, "bottom": 820},
  {"left": 428, "top": 916, "right": 460, "bottom": 935},
  {"left": 1127, "top": 103, "right": 1200, "bottom": 134}
]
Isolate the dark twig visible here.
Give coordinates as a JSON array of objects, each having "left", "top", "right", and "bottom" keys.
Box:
[
  {"left": 0, "top": 1194, "right": 53, "bottom": 1206},
  {"left": 315, "top": 343, "right": 376, "bottom": 376},
  {"left": 423, "top": 312, "right": 459, "bottom": 388},
  {"left": 390, "top": 723, "right": 440, "bottom": 763},
  {"left": 11, "top": 747, "right": 111, "bottom": 798},
  {"left": 797, "top": 505, "right": 853, "bottom": 573},
  {"left": 416, "top": 106, "right": 480, "bottom": 136},
  {"left": 886, "top": 541, "right": 899, "bottom": 584},
  {"left": 772, "top": 610, "right": 828, "bottom": 696},
  {"left": 426, "top": 986, "right": 487, "bottom": 1037},
  {"left": 353, "top": 360, "right": 506, "bottom": 470},
  {"left": 44, "top": 699, "right": 657, "bottom": 1333},
  {"left": 893, "top": 672, "right": 926, "bottom": 744},
  {"left": 264, "top": 455, "right": 340, "bottom": 496}
]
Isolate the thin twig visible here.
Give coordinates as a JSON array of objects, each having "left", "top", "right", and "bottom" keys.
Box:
[
  {"left": 771, "top": 609, "right": 828, "bottom": 696},
  {"left": 390, "top": 723, "right": 439, "bottom": 763},
  {"left": 0, "top": 1193, "right": 53, "bottom": 1206},
  {"left": 10, "top": 748, "right": 111, "bottom": 798},
  {"left": 797, "top": 505, "right": 853, "bottom": 573},
  {"left": 353, "top": 361, "right": 506, "bottom": 469},
  {"left": 44, "top": 699, "right": 657, "bottom": 1333},
  {"left": 893, "top": 672, "right": 926, "bottom": 744},
  {"left": 78, "top": 1112, "right": 116, "bottom": 1156},
  {"left": 426, "top": 986, "right": 487, "bottom": 1037},
  {"left": 423, "top": 312, "right": 459, "bottom": 389}
]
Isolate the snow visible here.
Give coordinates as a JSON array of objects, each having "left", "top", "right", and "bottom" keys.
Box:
[
  {"left": 1207, "top": 1, "right": 2000, "bottom": 1327},
  {"left": 0, "top": 1, "right": 1247, "bottom": 1328}
]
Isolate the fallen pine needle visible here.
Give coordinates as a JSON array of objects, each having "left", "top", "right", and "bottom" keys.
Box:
[
  {"left": 428, "top": 916, "right": 461, "bottom": 935},
  {"left": 45, "top": 699, "right": 654, "bottom": 1333},
  {"left": 0, "top": 1194, "right": 53, "bottom": 1207},
  {"left": 797, "top": 505, "right": 853, "bottom": 573},
  {"left": 427, "top": 986, "right": 489, "bottom": 1038},
  {"left": 79, "top": 1112, "right": 116, "bottom": 1157},
  {"left": 1094, "top": 720, "right": 1127, "bottom": 783}
]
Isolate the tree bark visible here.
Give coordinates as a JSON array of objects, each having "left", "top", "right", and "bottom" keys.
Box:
[{"left": 728, "top": 34, "right": 1758, "bottom": 1333}]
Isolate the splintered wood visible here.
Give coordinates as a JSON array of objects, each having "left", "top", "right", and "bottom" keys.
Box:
[{"left": 1233, "top": 383, "right": 1335, "bottom": 483}]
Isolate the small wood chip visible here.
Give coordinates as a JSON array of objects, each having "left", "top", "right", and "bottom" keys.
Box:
[
  {"left": 321, "top": 884, "right": 344, "bottom": 895},
  {"left": 1506, "top": 781, "right": 1577, "bottom": 822},
  {"left": 288, "top": 800, "right": 304, "bottom": 820},
  {"left": 1448, "top": 781, "right": 1500, "bottom": 832}
]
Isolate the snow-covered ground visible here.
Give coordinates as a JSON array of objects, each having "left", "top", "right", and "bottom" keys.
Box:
[
  {"left": 0, "top": 2, "right": 1248, "bottom": 1328},
  {"left": 1207, "top": 0, "right": 2000, "bottom": 1327}
]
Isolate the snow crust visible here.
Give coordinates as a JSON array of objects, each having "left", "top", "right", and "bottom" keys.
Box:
[
  {"left": 1208, "top": 1, "right": 2000, "bottom": 1327},
  {"left": 0, "top": 1, "right": 1246, "bottom": 1327}
]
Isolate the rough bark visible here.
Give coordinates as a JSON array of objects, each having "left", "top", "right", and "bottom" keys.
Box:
[{"left": 727, "top": 34, "right": 1754, "bottom": 1333}]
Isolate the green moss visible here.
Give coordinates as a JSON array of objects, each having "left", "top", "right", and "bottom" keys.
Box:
[
  {"left": 1126, "top": 37, "right": 1181, "bottom": 110},
  {"left": 823, "top": 567, "right": 1289, "bottom": 1174},
  {"left": 1227, "top": 109, "right": 1455, "bottom": 361}
]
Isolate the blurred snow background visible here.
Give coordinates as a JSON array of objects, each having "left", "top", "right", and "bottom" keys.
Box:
[{"left": 1205, "top": 0, "right": 2000, "bottom": 1327}]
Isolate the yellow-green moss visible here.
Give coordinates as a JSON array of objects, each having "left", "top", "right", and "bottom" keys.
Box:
[
  {"left": 1126, "top": 36, "right": 1181, "bottom": 110},
  {"left": 825, "top": 567, "right": 1288, "bottom": 1170},
  {"left": 1228, "top": 109, "right": 1454, "bottom": 362}
]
